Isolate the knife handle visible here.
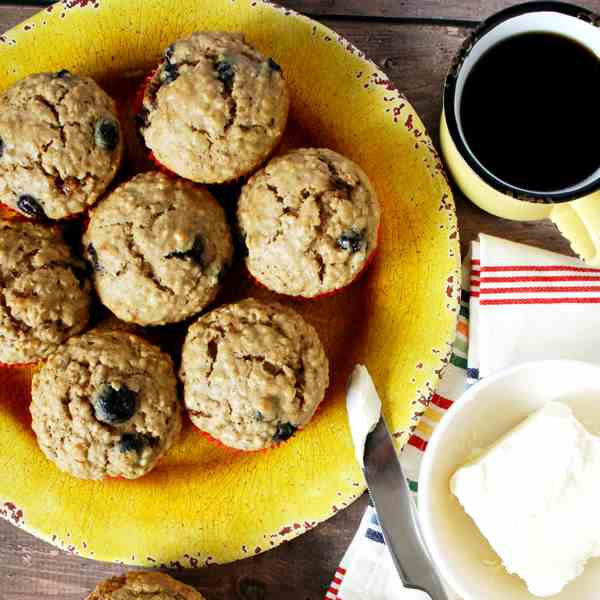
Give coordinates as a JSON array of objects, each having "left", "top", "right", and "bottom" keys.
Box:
[
  {"left": 380, "top": 506, "right": 450, "bottom": 600},
  {"left": 364, "top": 419, "right": 449, "bottom": 600}
]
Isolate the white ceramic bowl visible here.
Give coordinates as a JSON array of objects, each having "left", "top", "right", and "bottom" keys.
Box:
[{"left": 419, "top": 360, "right": 600, "bottom": 600}]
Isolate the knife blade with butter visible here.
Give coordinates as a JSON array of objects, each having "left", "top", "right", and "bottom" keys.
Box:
[{"left": 347, "top": 365, "right": 449, "bottom": 600}]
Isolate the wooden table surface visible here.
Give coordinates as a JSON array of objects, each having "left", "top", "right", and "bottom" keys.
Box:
[{"left": 2, "top": 1, "right": 599, "bottom": 598}]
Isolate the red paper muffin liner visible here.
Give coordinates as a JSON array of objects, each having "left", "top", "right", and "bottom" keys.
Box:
[
  {"left": 196, "top": 428, "right": 254, "bottom": 454},
  {"left": 106, "top": 448, "right": 168, "bottom": 481},
  {"left": 133, "top": 66, "right": 262, "bottom": 186},
  {"left": 0, "top": 359, "right": 39, "bottom": 370},
  {"left": 191, "top": 396, "right": 326, "bottom": 453},
  {"left": 192, "top": 420, "right": 310, "bottom": 455},
  {"left": 1, "top": 97, "right": 126, "bottom": 224},
  {"left": 0, "top": 203, "right": 31, "bottom": 222},
  {"left": 247, "top": 223, "right": 381, "bottom": 300},
  {"left": 0, "top": 200, "right": 96, "bottom": 223},
  {"left": 133, "top": 69, "right": 155, "bottom": 119},
  {"left": 195, "top": 426, "right": 291, "bottom": 454},
  {"left": 133, "top": 67, "right": 179, "bottom": 179},
  {"left": 148, "top": 150, "right": 179, "bottom": 178}
]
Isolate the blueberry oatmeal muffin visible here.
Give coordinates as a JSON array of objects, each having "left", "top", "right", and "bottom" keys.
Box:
[
  {"left": 83, "top": 172, "right": 233, "bottom": 326},
  {"left": 30, "top": 329, "right": 181, "bottom": 480},
  {"left": 237, "top": 148, "right": 381, "bottom": 297},
  {"left": 138, "top": 31, "right": 289, "bottom": 183},
  {"left": 180, "top": 298, "right": 329, "bottom": 451},
  {"left": 0, "top": 220, "right": 91, "bottom": 365},
  {"left": 0, "top": 70, "right": 123, "bottom": 220},
  {"left": 86, "top": 572, "right": 205, "bottom": 600}
]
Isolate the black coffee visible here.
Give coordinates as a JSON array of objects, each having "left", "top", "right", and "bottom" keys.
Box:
[{"left": 460, "top": 32, "right": 600, "bottom": 192}]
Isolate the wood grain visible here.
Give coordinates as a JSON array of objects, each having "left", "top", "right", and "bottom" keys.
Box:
[
  {"left": 0, "top": 2, "right": 582, "bottom": 599},
  {"left": 282, "top": 0, "right": 600, "bottom": 21},
  {"left": 5, "top": 0, "right": 600, "bottom": 26},
  {"left": 0, "top": 4, "right": 35, "bottom": 31}
]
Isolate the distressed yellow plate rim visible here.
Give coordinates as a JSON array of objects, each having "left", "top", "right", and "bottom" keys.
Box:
[{"left": 0, "top": 0, "right": 460, "bottom": 567}]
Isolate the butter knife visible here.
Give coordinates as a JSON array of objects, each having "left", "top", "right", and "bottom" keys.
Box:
[{"left": 347, "top": 366, "right": 448, "bottom": 600}]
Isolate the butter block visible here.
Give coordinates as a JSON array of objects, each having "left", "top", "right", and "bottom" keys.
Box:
[
  {"left": 451, "top": 402, "right": 600, "bottom": 597},
  {"left": 346, "top": 365, "right": 381, "bottom": 468}
]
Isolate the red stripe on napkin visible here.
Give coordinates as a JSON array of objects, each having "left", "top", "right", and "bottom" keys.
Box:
[
  {"left": 481, "top": 265, "right": 600, "bottom": 273},
  {"left": 324, "top": 567, "right": 346, "bottom": 599},
  {"left": 470, "top": 264, "right": 481, "bottom": 298},
  {"left": 431, "top": 393, "right": 453, "bottom": 410},
  {"left": 482, "top": 286, "right": 600, "bottom": 294},
  {"left": 481, "top": 297, "right": 600, "bottom": 305},
  {"left": 408, "top": 434, "right": 428, "bottom": 451},
  {"left": 481, "top": 275, "right": 600, "bottom": 283}
]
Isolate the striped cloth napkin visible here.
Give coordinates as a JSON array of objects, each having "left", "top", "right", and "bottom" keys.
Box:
[{"left": 325, "top": 233, "right": 600, "bottom": 600}]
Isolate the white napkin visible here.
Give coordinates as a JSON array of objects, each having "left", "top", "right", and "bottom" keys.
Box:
[
  {"left": 471, "top": 234, "right": 600, "bottom": 378},
  {"left": 327, "top": 234, "right": 600, "bottom": 600}
]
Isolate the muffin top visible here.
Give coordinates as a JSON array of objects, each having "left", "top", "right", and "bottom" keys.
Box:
[
  {"left": 86, "top": 572, "right": 205, "bottom": 600},
  {"left": 0, "top": 71, "right": 123, "bottom": 220},
  {"left": 180, "top": 298, "right": 329, "bottom": 451},
  {"left": 30, "top": 329, "right": 182, "bottom": 480},
  {"left": 237, "top": 148, "right": 381, "bottom": 297},
  {"left": 0, "top": 219, "right": 91, "bottom": 364},
  {"left": 83, "top": 172, "right": 233, "bottom": 326},
  {"left": 139, "top": 31, "right": 289, "bottom": 183}
]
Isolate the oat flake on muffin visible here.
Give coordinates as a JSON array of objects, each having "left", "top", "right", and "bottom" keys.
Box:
[
  {"left": 83, "top": 171, "right": 233, "bottom": 326},
  {"left": 0, "top": 70, "right": 123, "bottom": 220},
  {"left": 138, "top": 31, "right": 289, "bottom": 183},
  {"left": 237, "top": 148, "right": 381, "bottom": 297},
  {"left": 0, "top": 219, "right": 91, "bottom": 365},
  {"left": 30, "top": 329, "right": 181, "bottom": 480},
  {"left": 180, "top": 298, "right": 329, "bottom": 451},
  {"left": 85, "top": 572, "right": 205, "bottom": 600}
]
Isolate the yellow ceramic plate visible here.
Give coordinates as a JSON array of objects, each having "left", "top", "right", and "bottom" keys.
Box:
[{"left": 0, "top": 0, "right": 459, "bottom": 566}]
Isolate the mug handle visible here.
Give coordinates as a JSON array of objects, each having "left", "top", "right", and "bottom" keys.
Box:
[{"left": 550, "top": 191, "right": 600, "bottom": 266}]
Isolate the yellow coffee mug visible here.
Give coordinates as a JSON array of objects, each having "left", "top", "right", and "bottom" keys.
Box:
[{"left": 441, "top": 1, "right": 600, "bottom": 264}]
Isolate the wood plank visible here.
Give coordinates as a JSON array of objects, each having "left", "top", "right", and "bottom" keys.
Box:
[
  {"left": 4, "top": 0, "right": 600, "bottom": 26},
  {"left": 0, "top": 4, "right": 37, "bottom": 32},
  {"left": 282, "top": 0, "right": 600, "bottom": 20}
]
